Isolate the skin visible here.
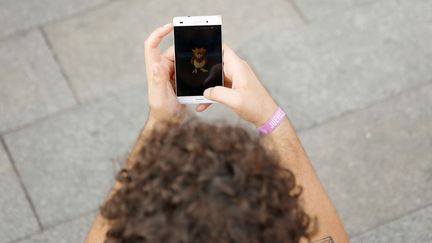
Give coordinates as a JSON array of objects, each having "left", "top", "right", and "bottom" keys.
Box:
[{"left": 86, "top": 23, "right": 349, "bottom": 243}]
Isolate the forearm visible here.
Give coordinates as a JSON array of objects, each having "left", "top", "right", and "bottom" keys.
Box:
[
  {"left": 85, "top": 117, "right": 157, "bottom": 243},
  {"left": 128, "top": 116, "right": 157, "bottom": 165},
  {"left": 264, "top": 118, "right": 349, "bottom": 242}
]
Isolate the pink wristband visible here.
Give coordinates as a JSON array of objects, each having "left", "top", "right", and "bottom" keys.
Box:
[{"left": 257, "top": 107, "right": 286, "bottom": 135}]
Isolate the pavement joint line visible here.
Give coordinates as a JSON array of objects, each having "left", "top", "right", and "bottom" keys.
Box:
[
  {"left": 47, "top": 208, "right": 98, "bottom": 230},
  {"left": 350, "top": 202, "right": 432, "bottom": 239},
  {"left": 0, "top": 83, "right": 133, "bottom": 137},
  {"left": 40, "top": 208, "right": 98, "bottom": 235},
  {"left": 0, "top": 80, "right": 149, "bottom": 137},
  {"left": 297, "top": 79, "right": 432, "bottom": 134},
  {"left": 39, "top": 27, "right": 81, "bottom": 105},
  {"left": 0, "top": 0, "right": 124, "bottom": 43},
  {"left": 0, "top": 136, "right": 44, "bottom": 233},
  {"left": 0, "top": 102, "right": 81, "bottom": 137},
  {"left": 289, "top": 0, "right": 309, "bottom": 24},
  {"left": 6, "top": 208, "right": 100, "bottom": 243}
]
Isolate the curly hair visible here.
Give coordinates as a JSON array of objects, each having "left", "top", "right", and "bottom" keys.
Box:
[{"left": 100, "top": 116, "right": 311, "bottom": 243}]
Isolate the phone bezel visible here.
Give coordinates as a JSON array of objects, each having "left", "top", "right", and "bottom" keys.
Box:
[{"left": 172, "top": 15, "right": 223, "bottom": 104}]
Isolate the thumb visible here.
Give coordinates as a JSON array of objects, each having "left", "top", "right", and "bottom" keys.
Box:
[{"left": 203, "top": 86, "right": 241, "bottom": 109}]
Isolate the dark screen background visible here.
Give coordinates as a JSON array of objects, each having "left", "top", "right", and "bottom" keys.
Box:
[{"left": 174, "top": 25, "right": 222, "bottom": 96}]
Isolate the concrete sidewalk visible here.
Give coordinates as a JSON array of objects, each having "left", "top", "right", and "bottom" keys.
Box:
[{"left": 0, "top": 0, "right": 431, "bottom": 242}]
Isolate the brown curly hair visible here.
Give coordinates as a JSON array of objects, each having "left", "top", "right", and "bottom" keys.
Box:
[{"left": 101, "top": 116, "right": 311, "bottom": 243}]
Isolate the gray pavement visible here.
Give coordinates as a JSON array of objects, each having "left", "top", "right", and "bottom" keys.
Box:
[{"left": 0, "top": 0, "right": 431, "bottom": 242}]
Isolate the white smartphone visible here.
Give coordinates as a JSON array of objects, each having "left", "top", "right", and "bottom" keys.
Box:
[{"left": 172, "top": 15, "right": 223, "bottom": 104}]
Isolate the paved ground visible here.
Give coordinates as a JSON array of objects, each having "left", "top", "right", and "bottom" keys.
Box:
[{"left": 0, "top": 0, "right": 431, "bottom": 242}]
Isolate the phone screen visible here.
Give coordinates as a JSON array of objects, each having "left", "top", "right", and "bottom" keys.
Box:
[{"left": 174, "top": 25, "right": 223, "bottom": 96}]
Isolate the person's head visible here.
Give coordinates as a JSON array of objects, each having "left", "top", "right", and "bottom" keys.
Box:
[{"left": 101, "top": 116, "right": 311, "bottom": 243}]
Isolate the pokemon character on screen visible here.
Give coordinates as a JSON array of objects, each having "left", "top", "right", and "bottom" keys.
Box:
[{"left": 191, "top": 47, "right": 208, "bottom": 74}]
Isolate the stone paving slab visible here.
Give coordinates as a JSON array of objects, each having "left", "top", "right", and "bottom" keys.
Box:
[
  {"left": 18, "top": 213, "right": 95, "bottom": 243},
  {"left": 0, "top": 142, "right": 39, "bottom": 243},
  {"left": 238, "top": 0, "right": 432, "bottom": 130},
  {"left": 43, "top": 0, "right": 303, "bottom": 102},
  {"left": 0, "top": 30, "right": 76, "bottom": 133},
  {"left": 0, "top": 0, "right": 107, "bottom": 39},
  {"left": 351, "top": 205, "right": 432, "bottom": 242},
  {"left": 3, "top": 87, "right": 150, "bottom": 227},
  {"left": 299, "top": 83, "right": 432, "bottom": 235}
]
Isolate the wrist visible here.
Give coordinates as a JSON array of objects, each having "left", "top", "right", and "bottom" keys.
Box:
[
  {"left": 147, "top": 108, "right": 186, "bottom": 128},
  {"left": 143, "top": 116, "right": 156, "bottom": 132},
  {"left": 256, "top": 106, "right": 286, "bottom": 135},
  {"left": 254, "top": 100, "right": 279, "bottom": 127}
]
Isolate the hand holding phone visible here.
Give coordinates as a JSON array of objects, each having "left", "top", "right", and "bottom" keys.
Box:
[
  {"left": 143, "top": 21, "right": 277, "bottom": 127},
  {"left": 199, "top": 45, "right": 279, "bottom": 128},
  {"left": 144, "top": 23, "right": 185, "bottom": 122}
]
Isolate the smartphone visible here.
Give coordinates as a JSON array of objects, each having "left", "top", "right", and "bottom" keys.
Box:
[{"left": 173, "top": 15, "right": 223, "bottom": 104}]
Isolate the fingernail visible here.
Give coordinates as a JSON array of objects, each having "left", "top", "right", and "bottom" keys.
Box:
[
  {"left": 204, "top": 88, "right": 210, "bottom": 97},
  {"left": 164, "top": 23, "right": 172, "bottom": 28}
]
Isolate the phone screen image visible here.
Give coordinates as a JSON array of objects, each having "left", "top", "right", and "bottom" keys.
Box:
[{"left": 174, "top": 25, "right": 222, "bottom": 96}]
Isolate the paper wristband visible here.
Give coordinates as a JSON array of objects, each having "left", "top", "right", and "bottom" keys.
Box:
[{"left": 257, "top": 107, "right": 286, "bottom": 135}]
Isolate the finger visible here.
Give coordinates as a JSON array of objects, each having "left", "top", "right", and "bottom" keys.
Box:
[
  {"left": 222, "top": 43, "right": 235, "bottom": 55},
  {"left": 222, "top": 43, "right": 244, "bottom": 82},
  {"left": 144, "top": 23, "right": 173, "bottom": 49},
  {"left": 144, "top": 23, "right": 173, "bottom": 78},
  {"left": 163, "top": 46, "right": 174, "bottom": 62},
  {"left": 203, "top": 86, "right": 241, "bottom": 109},
  {"left": 222, "top": 44, "right": 242, "bottom": 63},
  {"left": 196, "top": 103, "right": 212, "bottom": 112},
  {"left": 163, "top": 46, "right": 175, "bottom": 81},
  {"left": 169, "top": 76, "right": 176, "bottom": 93}
]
